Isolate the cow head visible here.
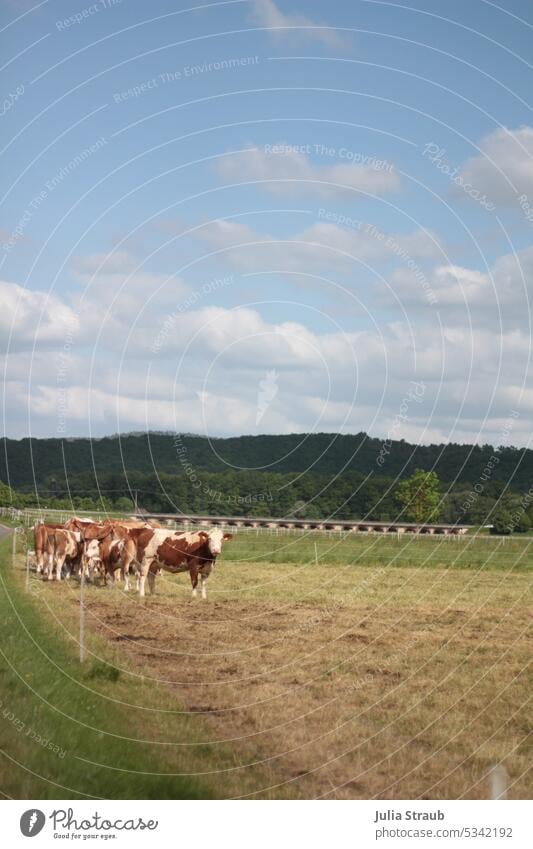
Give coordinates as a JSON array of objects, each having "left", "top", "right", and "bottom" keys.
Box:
[
  {"left": 84, "top": 537, "right": 103, "bottom": 568},
  {"left": 199, "top": 529, "right": 233, "bottom": 556}
]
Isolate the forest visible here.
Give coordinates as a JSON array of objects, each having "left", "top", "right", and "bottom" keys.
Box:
[{"left": 1, "top": 432, "right": 531, "bottom": 527}]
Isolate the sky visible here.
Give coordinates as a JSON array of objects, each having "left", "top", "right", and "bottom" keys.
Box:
[{"left": 1, "top": 0, "right": 533, "bottom": 446}]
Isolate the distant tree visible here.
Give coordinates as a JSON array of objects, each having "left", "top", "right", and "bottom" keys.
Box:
[
  {"left": 515, "top": 513, "right": 530, "bottom": 533},
  {"left": 395, "top": 469, "right": 440, "bottom": 524},
  {"left": 291, "top": 500, "right": 321, "bottom": 519},
  {"left": 78, "top": 497, "right": 99, "bottom": 511},
  {"left": 0, "top": 481, "right": 14, "bottom": 507},
  {"left": 114, "top": 496, "right": 134, "bottom": 512},
  {"left": 490, "top": 509, "right": 514, "bottom": 535}
]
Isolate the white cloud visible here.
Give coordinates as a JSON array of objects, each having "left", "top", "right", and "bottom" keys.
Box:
[
  {"left": 70, "top": 251, "right": 190, "bottom": 326},
  {"left": 216, "top": 144, "right": 399, "bottom": 198},
  {"left": 458, "top": 126, "right": 533, "bottom": 205},
  {"left": 389, "top": 244, "right": 533, "bottom": 323},
  {"left": 0, "top": 280, "right": 80, "bottom": 351},
  {"left": 146, "top": 303, "right": 357, "bottom": 370},
  {"left": 192, "top": 218, "right": 440, "bottom": 275},
  {"left": 2, "top": 237, "right": 531, "bottom": 446},
  {"left": 248, "top": 0, "right": 349, "bottom": 50},
  {"left": 30, "top": 384, "right": 188, "bottom": 431},
  {"left": 4, "top": 299, "right": 531, "bottom": 445}
]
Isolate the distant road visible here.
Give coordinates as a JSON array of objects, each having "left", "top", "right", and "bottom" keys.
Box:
[{"left": 0, "top": 525, "right": 12, "bottom": 540}]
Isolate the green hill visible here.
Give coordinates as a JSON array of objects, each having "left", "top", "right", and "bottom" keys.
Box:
[{"left": 1, "top": 431, "right": 530, "bottom": 488}]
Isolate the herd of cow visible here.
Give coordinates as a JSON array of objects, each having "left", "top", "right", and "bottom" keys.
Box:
[{"left": 33, "top": 517, "right": 233, "bottom": 598}]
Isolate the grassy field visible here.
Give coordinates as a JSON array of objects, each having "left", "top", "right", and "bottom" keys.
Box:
[
  {"left": 0, "top": 535, "right": 279, "bottom": 799},
  {"left": 221, "top": 530, "right": 532, "bottom": 572},
  {"left": 1, "top": 529, "right": 531, "bottom": 799}
]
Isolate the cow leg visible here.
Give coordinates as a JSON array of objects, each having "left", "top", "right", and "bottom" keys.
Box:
[
  {"left": 121, "top": 551, "right": 134, "bottom": 593},
  {"left": 147, "top": 571, "right": 156, "bottom": 595},
  {"left": 138, "top": 562, "right": 150, "bottom": 598},
  {"left": 201, "top": 574, "right": 207, "bottom": 600},
  {"left": 65, "top": 555, "right": 77, "bottom": 580},
  {"left": 55, "top": 555, "right": 65, "bottom": 581},
  {"left": 122, "top": 550, "right": 134, "bottom": 591},
  {"left": 190, "top": 566, "right": 199, "bottom": 598},
  {"left": 81, "top": 555, "right": 89, "bottom": 580},
  {"left": 138, "top": 574, "right": 146, "bottom": 597},
  {"left": 42, "top": 539, "right": 53, "bottom": 579},
  {"left": 121, "top": 558, "right": 129, "bottom": 591},
  {"left": 43, "top": 550, "right": 53, "bottom": 580}
]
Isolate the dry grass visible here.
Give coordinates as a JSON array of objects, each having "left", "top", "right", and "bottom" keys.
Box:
[{"left": 18, "top": 554, "right": 532, "bottom": 799}]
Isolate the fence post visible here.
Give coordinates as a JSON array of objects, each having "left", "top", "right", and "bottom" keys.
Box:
[
  {"left": 488, "top": 764, "right": 508, "bottom": 800},
  {"left": 25, "top": 548, "right": 31, "bottom": 592},
  {"left": 11, "top": 528, "right": 17, "bottom": 567},
  {"left": 80, "top": 569, "right": 85, "bottom": 663}
]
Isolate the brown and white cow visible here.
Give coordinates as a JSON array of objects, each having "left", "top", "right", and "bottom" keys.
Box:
[
  {"left": 43, "top": 528, "right": 82, "bottom": 581},
  {"left": 113, "top": 525, "right": 153, "bottom": 590},
  {"left": 84, "top": 531, "right": 125, "bottom": 584},
  {"left": 134, "top": 528, "right": 233, "bottom": 598},
  {"left": 34, "top": 522, "right": 64, "bottom": 574},
  {"left": 80, "top": 521, "right": 155, "bottom": 588},
  {"left": 67, "top": 520, "right": 113, "bottom": 578}
]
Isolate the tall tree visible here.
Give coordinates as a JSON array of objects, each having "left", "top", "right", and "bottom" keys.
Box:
[{"left": 395, "top": 469, "right": 440, "bottom": 524}]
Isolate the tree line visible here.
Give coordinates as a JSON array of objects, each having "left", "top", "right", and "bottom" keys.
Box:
[
  {"left": 1, "top": 432, "right": 532, "bottom": 489},
  {"left": 1, "top": 461, "right": 532, "bottom": 531}
]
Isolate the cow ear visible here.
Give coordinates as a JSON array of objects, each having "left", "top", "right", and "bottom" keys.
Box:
[
  {"left": 223, "top": 533, "right": 233, "bottom": 540},
  {"left": 199, "top": 531, "right": 209, "bottom": 540}
]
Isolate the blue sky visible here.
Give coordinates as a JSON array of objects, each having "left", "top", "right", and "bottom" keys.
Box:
[{"left": 1, "top": 0, "right": 533, "bottom": 445}]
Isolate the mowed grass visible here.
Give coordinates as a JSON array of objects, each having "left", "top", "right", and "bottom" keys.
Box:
[
  {"left": 4, "top": 528, "right": 531, "bottom": 799},
  {"left": 0, "top": 536, "right": 280, "bottom": 799},
  {"left": 222, "top": 529, "right": 532, "bottom": 572}
]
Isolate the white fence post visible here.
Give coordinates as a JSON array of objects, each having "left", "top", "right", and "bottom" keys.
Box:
[
  {"left": 488, "top": 764, "right": 508, "bottom": 800},
  {"left": 25, "top": 549, "right": 31, "bottom": 592},
  {"left": 79, "top": 569, "right": 85, "bottom": 663}
]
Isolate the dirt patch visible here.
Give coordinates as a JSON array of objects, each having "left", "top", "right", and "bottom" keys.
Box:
[{"left": 77, "top": 563, "right": 531, "bottom": 799}]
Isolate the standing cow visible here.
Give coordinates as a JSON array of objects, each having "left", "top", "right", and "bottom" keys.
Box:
[
  {"left": 34, "top": 522, "right": 64, "bottom": 574},
  {"left": 74, "top": 520, "right": 155, "bottom": 588},
  {"left": 43, "top": 528, "right": 82, "bottom": 581},
  {"left": 68, "top": 520, "right": 113, "bottom": 579},
  {"left": 83, "top": 531, "right": 125, "bottom": 584},
  {"left": 134, "top": 528, "right": 233, "bottom": 598}
]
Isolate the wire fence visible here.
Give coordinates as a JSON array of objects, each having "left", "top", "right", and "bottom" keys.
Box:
[{"left": 0, "top": 505, "right": 510, "bottom": 543}]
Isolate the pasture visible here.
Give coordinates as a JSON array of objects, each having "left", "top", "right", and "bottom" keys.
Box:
[{"left": 1, "top": 528, "right": 531, "bottom": 799}]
